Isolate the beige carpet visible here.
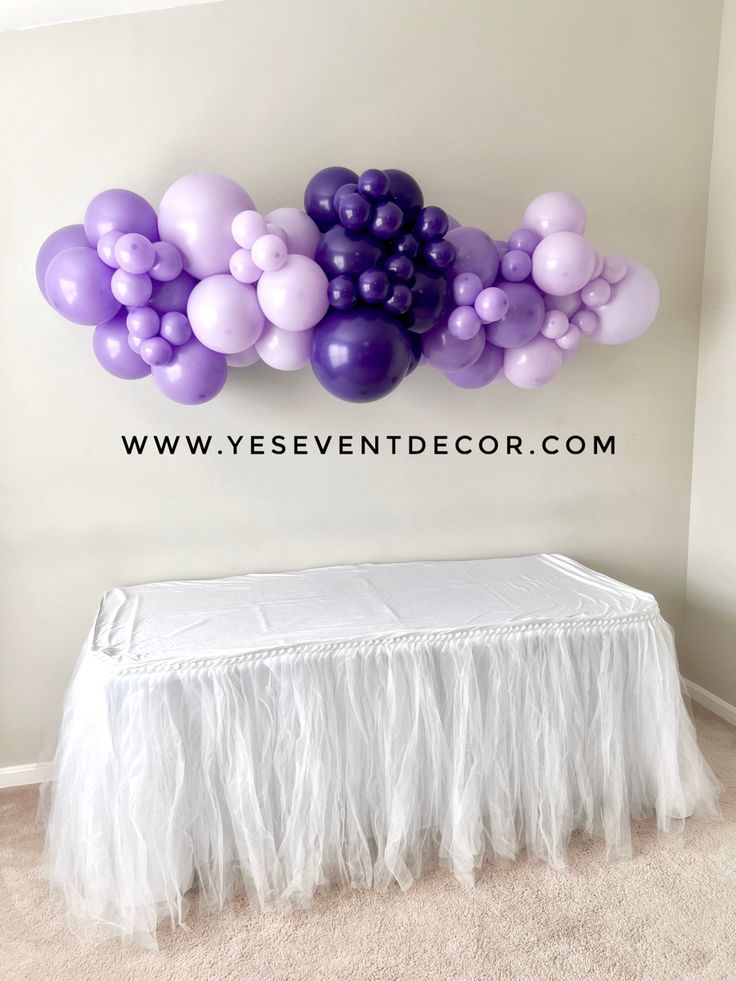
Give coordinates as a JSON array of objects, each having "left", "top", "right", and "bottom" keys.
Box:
[{"left": 1, "top": 703, "right": 734, "bottom": 981}]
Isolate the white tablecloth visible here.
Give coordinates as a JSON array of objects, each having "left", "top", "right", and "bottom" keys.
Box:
[{"left": 43, "top": 555, "right": 719, "bottom": 946}]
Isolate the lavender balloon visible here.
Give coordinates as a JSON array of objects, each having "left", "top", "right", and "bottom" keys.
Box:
[
  {"left": 422, "top": 321, "right": 485, "bottom": 372},
  {"left": 256, "top": 322, "right": 313, "bottom": 371},
  {"left": 265, "top": 208, "right": 321, "bottom": 259},
  {"left": 311, "top": 308, "right": 411, "bottom": 402},
  {"left": 151, "top": 337, "right": 228, "bottom": 405},
  {"left": 445, "top": 226, "right": 500, "bottom": 286},
  {"left": 36, "top": 224, "right": 89, "bottom": 300},
  {"left": 84, "top": 188, "right": 158, "bottom": 246},
  {"left": 149, "top": 270, "right": 198, "bottom": 315},
  {"left": 93, "top": 311, "right": 150, "bottom": 379},
  {"left": 187, "top": 274, "right": 264, "bottom": 354},
  {"left": 503, "top": 334, "right": 564, "bottom": 389},
  {"left": 445, "top": 342, "right": 503, "bottom": 389},
  {"left": 486, "top": 281, "right": 545, "bottom": 349},
  {"left": 44, "top": 247, "right": 121, "bottom": 325},
  {"left": 257, "top": 255, "right": 329, "bottom": 332}
]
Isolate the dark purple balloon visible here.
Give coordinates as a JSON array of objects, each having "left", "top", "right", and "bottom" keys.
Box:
[
  {"left": 384, "top": 284, "right": 412, "bottom": 316},
  {"left": 385, "top": 169, "right": 424, "bottom": 227},
  {"left": 370, "top": 202, "right": 404, "bottom": 240},
  {"left": 333, "top": 182, "right": 359, "bottom": 212},
  {"left": 304, "top": 166, "right": 359, "bottom": 232},
  {"left": 415, "top": 206, "right": 449, "bottom": 242},
  {"left": 405, "top": 267, "right": 450, "bottom": 334},
  {"left": 93, "top": 310, "right": 151, "bottom": 379},
  {"left": 311, "top": 307, "right": 412, "bottom": 403},
  {"left": 358, "top": 269, "right": 390, "bottom": 303},
  {"left": 405, "top": 328, "right": 423, "bottom": 375},
  {"left": 151, "top": 337, "right": 227, "bottom": 405},
  {"left": 423, "top": 239, "right": 456, "bottom": 271},
  {"left": 358, "top": 169, "right": 390, "bottom": 202},
  {"left": 394, "top": 232, "right": 419, "bottom": 258},
  {"left": 486, "top": 281, "right": 545, "bottom": 348},
  {"left": 45, "top": 247, "right": 121, "bottom": 325},
  {"left": 327, "top": 275, "right": 357, "bottom": 310},
  {"left": 385, "top": 254, "right": 414, "bottom": 283},
  {"left": 316, "top": 226, "right": 384, "bottom": 279},
  {"left": 36, "top": 224, "right": 89, "bottom": 300},
  {"left": 338, "top": 192, "right": 371, "bottom": 231},
  {"left": 149, "top": 270, "right": 198, "bottom": 315}
]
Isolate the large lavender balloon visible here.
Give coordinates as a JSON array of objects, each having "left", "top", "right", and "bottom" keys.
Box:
[
  {"left": 84, "top": 189, "right": 158, "bottom": 246},
  {"left": 503, "top": 334, "right": 564, "bottom": 388},
  {"left": 44, "top": 247, "right": 121, "bottom": 325},
  {"left": 158, "top": 173, "right": 255, "bottom": 280},
  {"left": 93, "top": 311, "right": 150, "bottom": 379},
  {"left": 187, "top": 274, "right": 264, "bottom": 354},
  {"left": 36, "top": 224, "right": 89, "bottom": 301},
  {"left": 587, "top": 260, "right": 659, "bottom": 344},
  {"left": 311, "top": 308, "right": 411, "bottom": 402},
  {"left": 151, "top": 337, "right": 227, "bottom": 405}
]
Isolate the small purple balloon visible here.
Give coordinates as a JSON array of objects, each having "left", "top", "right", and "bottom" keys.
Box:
[
  {"left": 36, "top": 224, "right": 90, "bottom": 300},
  {"left": 445, "top": 342, "right": 503, "bottom": 389},
  {"left": 97, "top": 230, "right": 123, "bottom": 268},
  {"left": 304, "top": 166, "right": 359, "bottom": 231},
  {"left": 328, "top": 275, "right": 358, "bottom": 310},
  {"left": 149, "top": 270, "right": 198, "bottom": 315},
  {"left": 126, "top": 305, "right": 160, "bottom": 339},
  {"left": 423, "top": 239, "right": 456, "bottom": 271},
  {"left": 474, "top": 287, "right": 508, "bottom": 324},
  {"left": 501, "top": 249, "right": 532, "bottom": 282},
  {"left": 160, "top": 311, "right": 192, "bottom": 346},
  {"left": 384, "top": 284, "right": 412, "bottom": 316},
  {"left": 507, "top": 228, "right": 541, "bottom": 256},
  {"left": 44, "top": 247, "right": 121, "bottom": 325},
  {"left": 385, "top": 169, "right": 424, "bottom": 226},
  {"left": 114, "top": 233, "right": 155, "bottom": 275},
  {"left": 111, "top": 269, "right": 152, "bottom": 306},
  {"left": 83, "top": 188, "right": 158, "bottom": 246},
  {"left": 151, "top": 337, "right": 228, "bottom": 405},
  {"left": 448, "top": 305, "right": 482, "bottom": 340},
  {"left": 338, "top": 193, "right": 371, "bottom": 231},
  {"left": 452, "top": 272, "right": 483, "bottom": 306},
  {"left": 406, "top": 267, "right": 449, "bottom": 334},
  {"left": 311, "top": 307, "right": 411, "bottom": 403},
  {"left": 140, "top": 336, "right": 173, "bottom": 367},
  {"left": 358, "top": 269, "right": 390, "bottom": 303},
  {"left": 486, "top": 281, "right": 545, "bottom": 349},
  {"left": 93, "top": 311, "right": 150, "bottom": 379},
  {"left": 385, "top": 254, "right": 414, "bottom": 283},
  {"left": 371, "top": 202, "right": 404, "bottom": 240},
  {"left": 358, "top": 168, "right": 390, "bottom": 202},
  {"left": 422, "top": 321, "right": 485, "bottom": 372}
]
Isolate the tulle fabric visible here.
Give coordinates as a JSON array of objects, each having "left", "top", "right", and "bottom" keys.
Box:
[{"left": 42, "top": 611, "right": 719, "bottom": 948}]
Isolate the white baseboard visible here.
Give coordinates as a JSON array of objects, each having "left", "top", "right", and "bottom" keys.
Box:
[
  {"left": 683, "top": 679, "right": 736, "bottom": 728},
  {"left": 0, "top": 761, "right": 52, "bottom": 790}
]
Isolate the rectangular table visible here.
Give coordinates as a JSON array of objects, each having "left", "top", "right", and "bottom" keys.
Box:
[{"left": 43, "top": 555, "right": 719, "bottom": 946}]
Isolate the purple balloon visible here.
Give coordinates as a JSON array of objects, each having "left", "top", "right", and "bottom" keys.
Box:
[
  {"left": 114, "top": 233, "right": 155, "bottom": 275},
  {"left": 149, "top": 270, "right": 198, "bottom": 315},
  {"left": 36, "top": 224, "right": 90, "bottom": 300},
  {"left": 84, "top": 189, "right": 158, "bottom": 247},
  {"left": 311, "top": 307, "right": 411, "bottom": 403},
  {"left": 149, "top": 241, "right": 183, "bottom": 282},
  {"left": 304, "top": 166, "right": 359, "bottom": 232},
  {"left": 406, "top": 267, "right": 449, "bottom": 334},
  {"left": 385, "top": 169, "right": 424, "bottom": 226},
  {"left": 501, "top": 249, "right": 532, "bottom": 282},
  {"left": 422, "top": 321, "right": 485, "bottom": 372},
  {"left": 160, "top": 311, "right": 192, "bottom": 346},
  {"left": 445, "top": 226, "right": 500, "bottom": 286},
  {"left": 316, "top": 225, "right": 384, "bottom": 279},
  {"left": 44, "top": 247, "right": 121, "bottom": 325},
  {"left": 445, "top": 342, "right": 503, "bottom": 389},
  {"left": 93, "top": 311, "right": 150, "bottom": 379},
  {"left": 486, "top": 281, "right": 545, "bottom": 349},
  {"left": 507, "top": 228, "right": 541, "bottom": 256},
  {"left": 151, "top": 336, "right": 227, "bottom": 405}
]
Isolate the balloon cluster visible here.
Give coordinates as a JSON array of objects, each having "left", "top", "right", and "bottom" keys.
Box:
[{"left": 37, "top": 169, "right": 660, "bottom": 405}]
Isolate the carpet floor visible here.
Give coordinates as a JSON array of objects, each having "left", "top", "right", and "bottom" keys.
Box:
[{"left": 1, "top": 703, "right": 734, "bottom": 981}]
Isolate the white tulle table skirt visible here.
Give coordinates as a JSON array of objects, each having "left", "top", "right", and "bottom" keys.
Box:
[{"left": 42, "top": 556, "right": 719, "bottom": 946}]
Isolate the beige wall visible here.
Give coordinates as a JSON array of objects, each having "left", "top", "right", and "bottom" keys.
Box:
[
  {"left": 0, "top": 0, "right": 723, "bottom": 767},
  {"left": 683, "top": 0, "right": 735, "bottom": 705}
]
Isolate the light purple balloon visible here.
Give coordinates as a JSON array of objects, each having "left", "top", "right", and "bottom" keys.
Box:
[
  {"left": 445, "top": 226, "right": 500, "bottom": 286},
  {"left": 187, "top": 274, "right": 264, "bottom": 354},
  {"left": 523, "top": 191, "right": 587, "bottom": 237},
  {"left": 114, "top": 233, "right": 155, "bottom": 275},
  {"left": 571, "top": 309, "right": 599, "bottom": 336},
  {"left": 501, "top": 249, "right": 532, "bottom": 282},
  {"left": 251, "top": 233, "right": 288, "bottom": 272},
  {"left": 255, "top": 321, "right": 313, "bottom": 371},
  {"left": 475, "top": 287, "right": 509, "bottom": 324},
  {"left": 230, "top": 248, "right": 262, "bottom": 284},
  {"left": 111, "top": 269, "right": 152, "bottom": 306},
  {"left": 581, "top": 277, "right": 611, "bottom": 308},
  {"left": 140, "top": 336, "right": 173, "bottom": 367},
  {"left": 602, "top": 254, "right": 627, "bottom": 285},
  {"left": 149, "top": 270, "right": 198, "bottom": 315},
  {"left": 445, "top": 342, "right": 503, "bottom": 389},
  {"left": 160, "top": 311, "right": 192, "bottom": 346},
  {"left": 452, "top": 272, "right": 483, "bottom": 306},
  {"left": 44, "top": 247, "right": 121, "bottom": 325},
  {"left": 265, "top": 207, "right": 321, "bottom": 259},
  {"left": 126, "top": 305, "right": 160, "bottom": 339},
  {"left": 448, "top": 305, "right": 482, "bottom": 340},
  {"left": 532, "top": 232, "right": 596, "bottom": 296},
  {"left": 257, "top": 255, "right": 329, "bottom": 332},
  {"left": 556, "top": 324, "right": 581, "bottom": 352},
  {"left": 36, "top": 224, "right": 89, "bottom": 300},
  {"left": 84, "top": 188, "right": 158, "bottom": 246},
  {"left": 422, "top": 321, "right": 485, "bottom": 371},
  {"left": 232, "top": 210, "right": 268, "bottom": 249},
  {"left": 541, "top": 309, "right": 569, "bottom": 340},
  {"left": 157, "top": 173, "right": 255, "bottom": 280},
  {"left": 93, "top": 311, "right": 150, "bottom": 379},
  {"left": 149, "top": 241, "right": 183, "bottom": 282},
  {"left": 151, "top": 336, "right": 228, "bottom": 404},
  {"left": 97, "top": 230, "right": 123, "bottom": 269},
  {"left": 543, "top": 291, "right": 581, "bottom": 318},
  {"left": 486, "top": 281, "right": 545, "bottom": 348},
  {"left": 588, "top": 260, "right": 659, "bottom": 345},
  {"left": 508, "top": 227, "right": 541, "bottom": 255},
  {"left": 227, "top": 346, "right": 260, "bottom": 367},
  {"left": 503, "top": 334, "right": 564, "bottom": 389}
]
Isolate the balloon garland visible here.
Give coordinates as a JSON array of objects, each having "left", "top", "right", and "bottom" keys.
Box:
[{"left": 37, "top": 168, "right": 660, "bottom": 404}]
